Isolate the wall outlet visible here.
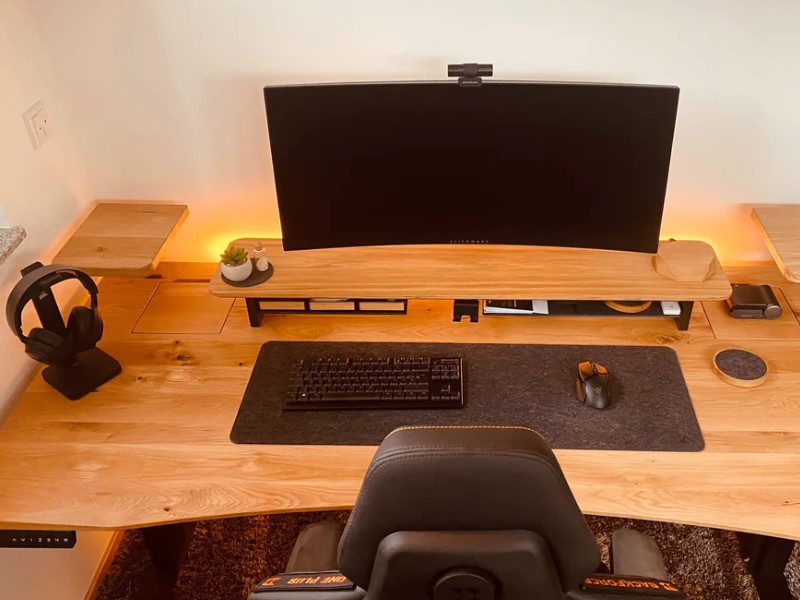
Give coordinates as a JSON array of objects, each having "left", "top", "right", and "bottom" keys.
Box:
[{"left": 22, "top": 101, "right": 51, "bottom": 148}]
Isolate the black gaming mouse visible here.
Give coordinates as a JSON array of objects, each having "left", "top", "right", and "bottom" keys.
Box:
[{"left": 576, "top": 361, "right": 612, "bottom": 410}]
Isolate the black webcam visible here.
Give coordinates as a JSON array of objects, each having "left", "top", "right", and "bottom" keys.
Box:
[{"left": 448, "top": 63, "right": 493, "bottom": 87}]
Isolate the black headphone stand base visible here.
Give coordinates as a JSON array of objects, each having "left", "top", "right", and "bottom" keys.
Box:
[{"left": 42, "top": 347, "right": 122, "bottom": 400}]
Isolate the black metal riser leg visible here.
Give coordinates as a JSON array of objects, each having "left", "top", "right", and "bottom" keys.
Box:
[
  {"left": 453, "top": 299, "right": 480, "bottom": 323},
  {"left": 245, "top": 298, "right": 263, "bottom": 327},
  {"left": 676, "top": 301, "right": 694, "bottom": 331}
]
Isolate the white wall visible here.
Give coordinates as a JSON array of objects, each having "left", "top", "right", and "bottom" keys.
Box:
[
  {"left": 0, "top": 0, "right": 93, "bottom": 417},
  {"left": 0, "top": 2, "right": 113, "bottom": 599},
  {"left": 33, "top": 0, "right": 800, "bottom": 263}
]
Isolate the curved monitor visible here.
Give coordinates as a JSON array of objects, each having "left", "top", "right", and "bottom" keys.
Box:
[{"left": 264, "top": 81, "right": 679, "bottom": 253}]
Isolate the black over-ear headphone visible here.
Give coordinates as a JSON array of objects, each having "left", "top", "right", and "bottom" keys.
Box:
[{"left": 5, "top": 263, "right": 104, "bottom": 365}]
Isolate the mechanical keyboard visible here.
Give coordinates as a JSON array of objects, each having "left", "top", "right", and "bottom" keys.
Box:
[{"left": 283, "top": 356, "right": 464, "bottom": 410}]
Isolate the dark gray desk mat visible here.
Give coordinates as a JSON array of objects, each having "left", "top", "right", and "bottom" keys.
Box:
[{"left": 231, "top": 342, "right": 703, "bottom": 451}]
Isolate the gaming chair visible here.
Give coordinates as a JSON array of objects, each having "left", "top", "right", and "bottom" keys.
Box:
[{"left": 248, "top": 426, "right": 685, "bottom": 600}]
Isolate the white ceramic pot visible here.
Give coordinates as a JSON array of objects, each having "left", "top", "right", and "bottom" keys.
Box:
[{"left": 221, "top": 259, "right": 253, "bottom": 282}]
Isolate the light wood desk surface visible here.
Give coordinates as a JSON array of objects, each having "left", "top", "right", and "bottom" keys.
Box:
[
  {"left": 1, "top": 263, "right": 799, "bottom": 542},
  {"left": 209, "top": 239, "right": 731, "bottom": 301}
]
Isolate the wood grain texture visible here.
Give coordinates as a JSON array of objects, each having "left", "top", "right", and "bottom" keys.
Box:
[
  {"left": 53, "top": 202, "right": 188, "bottom": 277},
  {"left": 1, "top": 264, "right": 799, "bottom": 542},
  {"left": 752, "top": 205, "right": 800, "bottom": 283},
  {"left": 133, "top": 282, "right": 234, "bottom": 334},
  {"left": 209, "top": 239, "right": 731, "bottom": 301}
]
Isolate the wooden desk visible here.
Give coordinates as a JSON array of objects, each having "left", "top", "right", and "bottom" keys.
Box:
[{"left": 0, "top": 263, "right": 798, "bottom": 543}]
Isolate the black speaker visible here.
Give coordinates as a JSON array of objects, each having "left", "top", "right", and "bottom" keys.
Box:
[{"left": 726, "top": 284, "right": 782, "bottom": 320}]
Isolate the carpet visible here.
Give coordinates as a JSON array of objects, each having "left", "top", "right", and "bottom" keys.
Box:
[{"left": 94, "top": 512, "right": 799, "bottom": 600}]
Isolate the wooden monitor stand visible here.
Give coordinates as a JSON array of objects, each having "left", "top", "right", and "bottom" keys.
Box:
[{"left": 209, "top": 239, "right": 731, "bottom": 330}]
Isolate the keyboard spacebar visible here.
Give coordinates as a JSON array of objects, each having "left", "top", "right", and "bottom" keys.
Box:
[
  {"left": 322, "top": 393, "right": 383, "bottom": 402},
  {"left": 283, "top": 392, "right": 459, "bottom": 411}
]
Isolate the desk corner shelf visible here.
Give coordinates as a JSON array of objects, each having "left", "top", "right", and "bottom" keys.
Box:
[
  {"left": 53, "top": 201, "right": 189, "bottom": 277},
  {"left": 752, "top": 205, "right": 800, "bottom": 283},
  {"left": 209, "top": 238, "right": 730, "bottom": 331}
]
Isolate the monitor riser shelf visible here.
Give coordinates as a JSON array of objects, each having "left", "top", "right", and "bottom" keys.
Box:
[{"left": 209, "top": 239, "right": 730, "bottom": 331}]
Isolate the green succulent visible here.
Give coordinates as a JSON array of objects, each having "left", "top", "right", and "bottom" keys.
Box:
[{"left": 220, "top": 246, "right": 249, "bottom": 267}]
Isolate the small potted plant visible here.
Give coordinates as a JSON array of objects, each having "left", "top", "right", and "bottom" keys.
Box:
[{"left": 220, "top": 246, "right": 253, "bottom": 282}]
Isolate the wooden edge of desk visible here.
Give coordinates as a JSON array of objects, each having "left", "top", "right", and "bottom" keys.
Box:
[
  {"left": 4, "top": 499, "right": 799, "bottom": 543},
  {"left": 147, "top": 204, "right": 189, "bottom": 275},
  {"left": 71, "top": 261, "right": 158, "bottom": 278},
  {"left": 752, "top": 207, "right": 800, "bottom": 284}
]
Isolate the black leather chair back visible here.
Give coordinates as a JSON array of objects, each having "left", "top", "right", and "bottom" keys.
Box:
[{"left": 338, "top": 426, "right": 601, "bottom": 593}]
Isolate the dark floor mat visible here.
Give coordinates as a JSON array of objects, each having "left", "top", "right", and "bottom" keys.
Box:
[{"left": 94, "top": 513, "right": 800, "bottom": 600}]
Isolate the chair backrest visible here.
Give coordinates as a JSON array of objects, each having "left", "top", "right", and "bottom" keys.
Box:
[{"left": 337, "top": 426, "right": 601, "bottom": 599}]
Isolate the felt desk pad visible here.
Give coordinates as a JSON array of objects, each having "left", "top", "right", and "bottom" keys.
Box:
[{"left": 231, "top": 342, "right": 703, "bottom": 451}]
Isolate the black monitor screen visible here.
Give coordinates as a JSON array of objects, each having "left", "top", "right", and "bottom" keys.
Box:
[{"left": 264, "top": 81, "right": 679, "bottom": 253}]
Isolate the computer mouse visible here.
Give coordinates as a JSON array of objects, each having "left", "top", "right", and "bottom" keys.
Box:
[{"left": 576, "top": 361, "right": 612, "bottom": 410}]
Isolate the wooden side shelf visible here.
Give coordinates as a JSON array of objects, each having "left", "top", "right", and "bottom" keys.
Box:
[
  {"left": 210, "top": 239, "right": 731, "bottom": 330},
  {"left": 54, "top": 201, "right": 189, "bottom": 277},
  {"left": 752, "top": 205, "right": 800, "bottom": 283}
]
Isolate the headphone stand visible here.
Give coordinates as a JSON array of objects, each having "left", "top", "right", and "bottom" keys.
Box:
[{"left": 42, "top": 348, "right": 122, "bottom": 400}]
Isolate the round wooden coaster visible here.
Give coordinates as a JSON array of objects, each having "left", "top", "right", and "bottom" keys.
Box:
[
  {"left": 604, "top": 300, "right": 653, "bottom": 314},
  {"left": 712, "top": 349, "right": 768, "bottom": 388},
  {"left": 221, "top": 259, "right": 274, "bottom": 288}
]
